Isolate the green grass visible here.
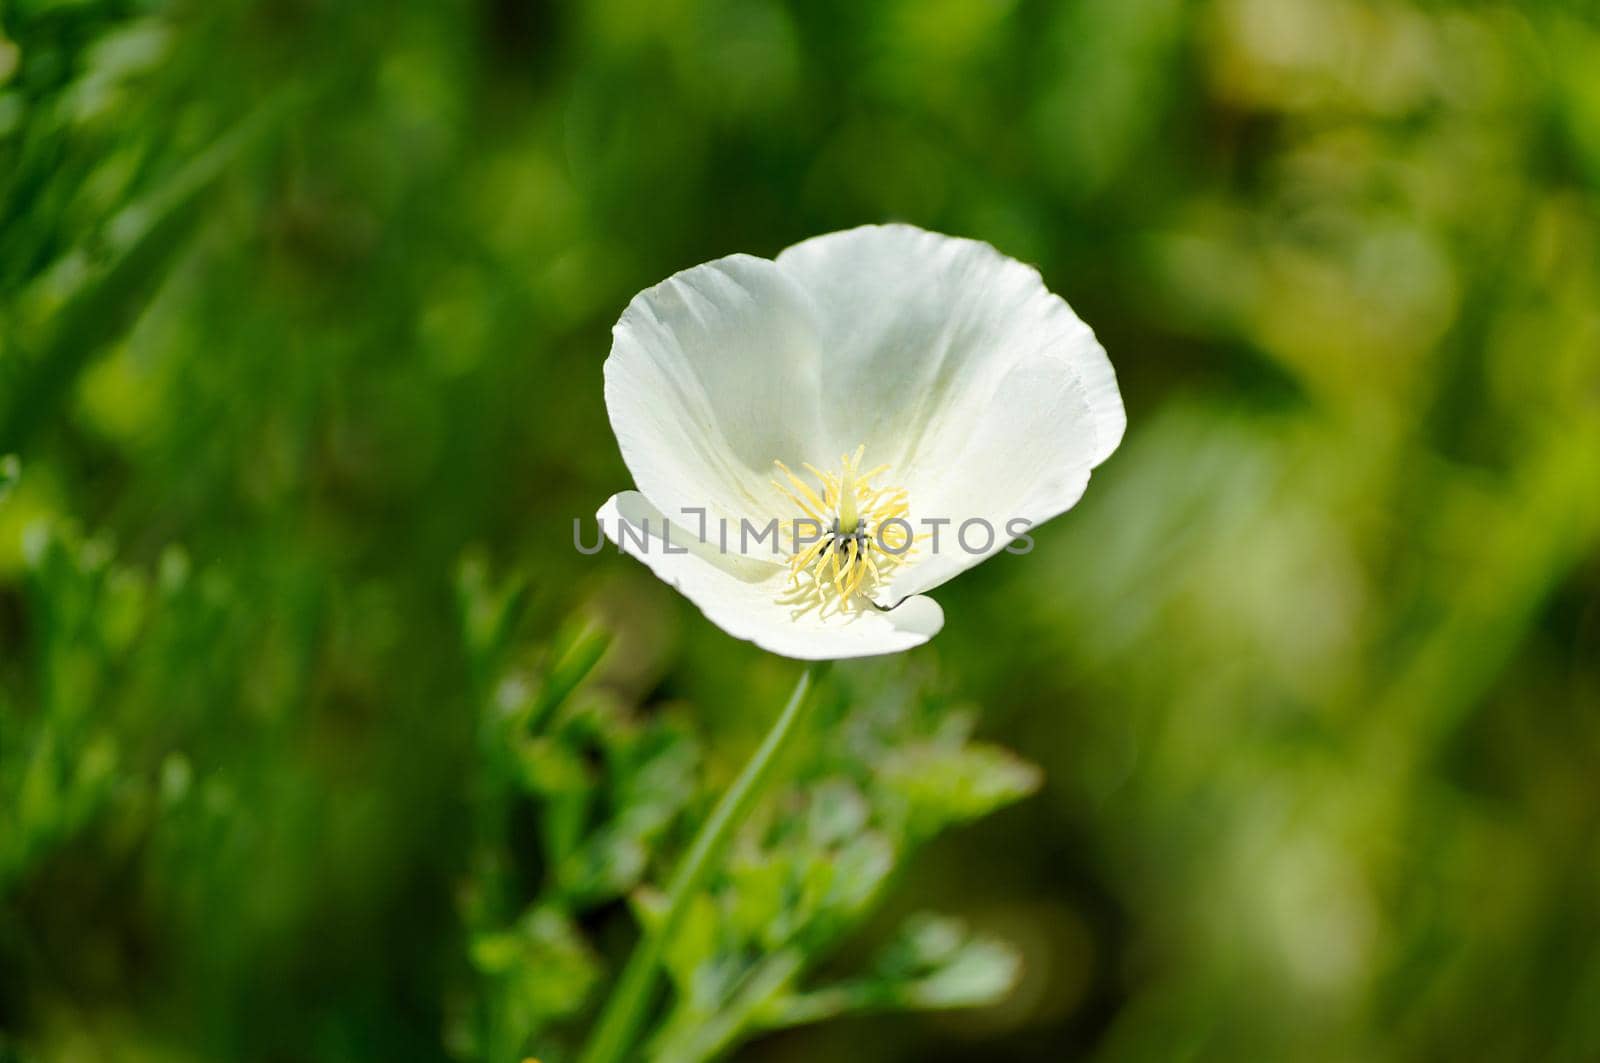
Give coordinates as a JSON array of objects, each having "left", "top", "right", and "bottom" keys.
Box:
[{"left": 3, "top": 1, "right": 1600, "bottom": 1061}]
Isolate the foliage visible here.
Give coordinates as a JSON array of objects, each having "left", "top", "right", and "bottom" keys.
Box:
[
  {"left": 453, "top": 560, "right": 1036, "bottom": 1061},
  {"left": 4, "top": 0, "right": 1600, "bottom": 1061}
]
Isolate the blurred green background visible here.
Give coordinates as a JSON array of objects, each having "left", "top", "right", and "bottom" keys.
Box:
[{"left": 4, "top": 0, "right": 1600, "bottom": 1060}]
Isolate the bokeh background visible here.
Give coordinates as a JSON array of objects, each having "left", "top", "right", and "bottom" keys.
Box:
[{"left": 4, "top": 0, "right": 1600, "bottom": 1060}]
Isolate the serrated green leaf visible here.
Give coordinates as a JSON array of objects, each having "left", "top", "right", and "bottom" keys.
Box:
[
  {"left": 823, "top": 830, "right": 895, "bottom": 919},
  {"left": 612, "top": 722, "right": 698, "bottom": 827},
  {"left": 806, "top": 777, "right": 868, "bottom": 847},
  {"left": 879, "top": 742, "right": 1042, "bottom": 838},
  {"left": 896, "top": 913, "right": 966, "bottom": 969},
  {"left": 764, "top": 915, "right": 1022, "bottom": 1035},
  {"left": 902, "top": 936, "right": 1020, "bottom": 1010}
]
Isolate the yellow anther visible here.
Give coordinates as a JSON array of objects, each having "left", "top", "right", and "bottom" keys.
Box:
[{"left": 771, "top": 445, "right": 914, "bottom": 616}]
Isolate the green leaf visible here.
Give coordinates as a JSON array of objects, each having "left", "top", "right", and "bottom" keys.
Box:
[
  {"left": 767, "top": 915, "right": 1023, "bottom": 1031},
  {"left": 627, "top": 885, "right": 723, "bottom": 1003},
  {"left": 724, "top": 852, "right": 789, "bottom": 947},
  {"left": 879, "top": 741, "right": 1042, "bottom": 838},
  {"left": 901, "top": 934, "right": 1020, "bottom": 1010},
  {"left": 532, "top": 621, "right": 613, "bottom": 728},
  {"left": 663, "top": 891, "right": 721, "bottom": 999},
  {"left": 454, "top": 554, "right": 532, "bottom": 680},
  {"left": 806, "top": 777, "right": 869, "bottom": 847},
  {"left": 822, "top": 830, "right": 895, "bottom": 921},
  {"left": 558, "top": 826, "right": 648, "bottom": 904},
  {"left": 469, "top": 906, "right": 599, "bottom": 1021}
]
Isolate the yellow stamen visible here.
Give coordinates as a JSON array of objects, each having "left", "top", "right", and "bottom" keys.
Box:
[
  {"left": 838, "top": 462, "right": 859, "bottom": 533},
  {"left": 771, "top": 445, "right": 915, "bottom": 616}
]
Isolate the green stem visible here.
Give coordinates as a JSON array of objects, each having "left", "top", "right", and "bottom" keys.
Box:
[{"left": 578, "top": 664, "right": 824, "bottom": 1063}]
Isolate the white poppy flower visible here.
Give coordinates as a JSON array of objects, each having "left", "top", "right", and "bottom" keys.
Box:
[{"left": 596, "top": 224, "right": 1125, "bottom": 660}]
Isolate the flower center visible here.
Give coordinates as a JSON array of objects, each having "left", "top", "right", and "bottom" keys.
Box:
[{"left": 771, "top": 445, "right": 914, "bottom": 615}]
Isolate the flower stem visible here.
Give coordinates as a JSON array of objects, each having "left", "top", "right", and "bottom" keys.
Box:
[{"left": 577, "top": 664, "right": 825, "bottom": 1063}]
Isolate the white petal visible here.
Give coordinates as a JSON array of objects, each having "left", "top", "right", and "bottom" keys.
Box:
[
  {"left": 605, "top": 254, "right": 824, "bottom": 543},
  {"left": 775, "top": 224, "right": 1125, "bottom": 601},
  {"left": 599, "top": 492, "right": 943, "bottom": 660}
]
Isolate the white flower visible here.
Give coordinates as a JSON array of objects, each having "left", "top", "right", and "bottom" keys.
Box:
[{"left": 597, "top": 224, "right": 1125, "bottom": 660}]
